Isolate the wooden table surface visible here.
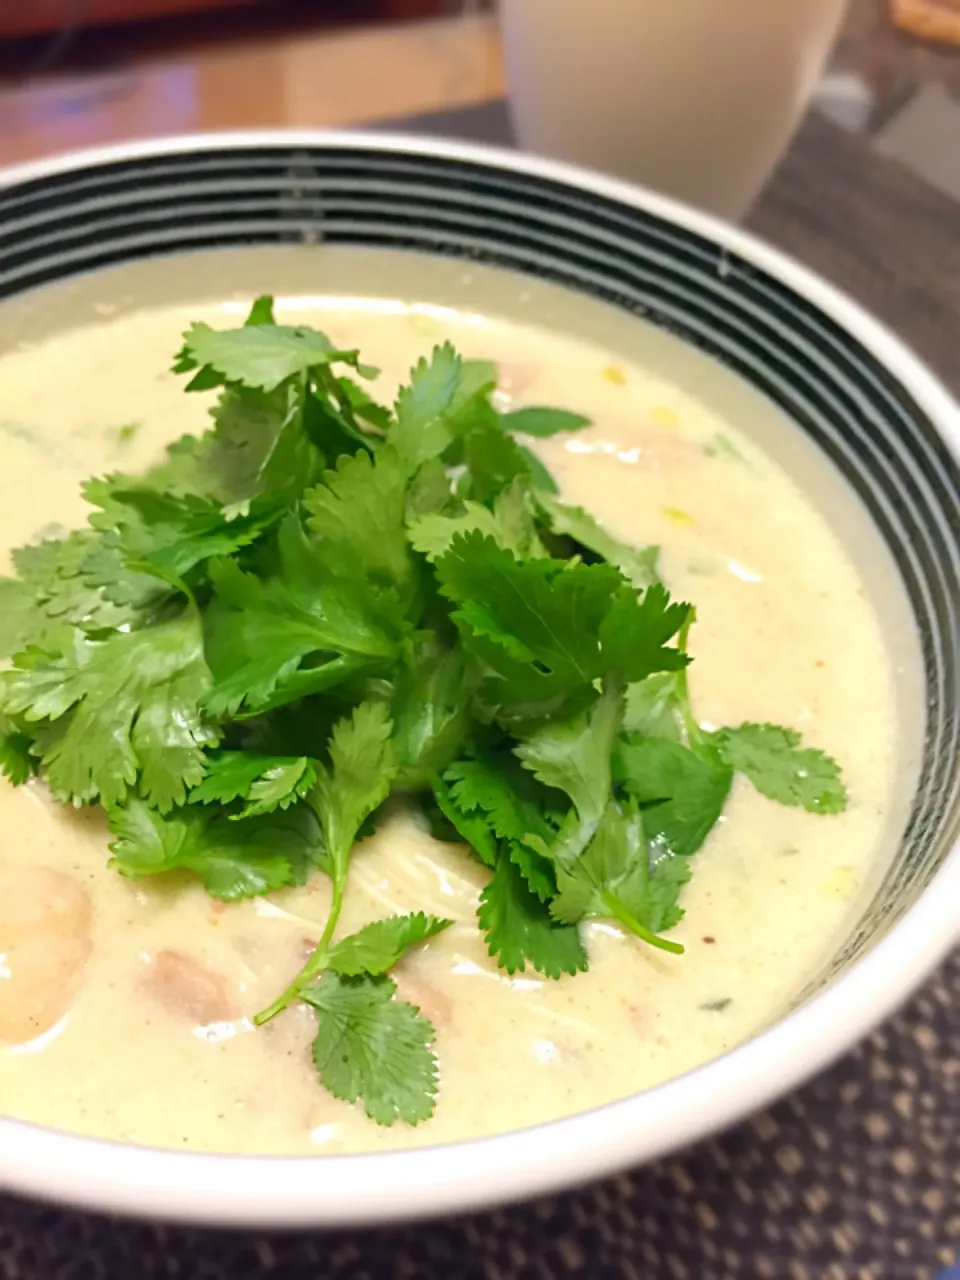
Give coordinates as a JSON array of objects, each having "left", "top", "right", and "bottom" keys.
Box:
[{"left": 0, "top": 13, "right": 505, "bottom": 168}]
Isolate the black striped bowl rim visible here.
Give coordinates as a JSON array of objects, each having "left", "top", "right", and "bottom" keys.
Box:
[{"left": 0, "top": 132, "right": 957, "bottom": 1228}]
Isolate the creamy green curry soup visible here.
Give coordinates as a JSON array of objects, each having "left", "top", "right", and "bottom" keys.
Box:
[{"left": 0, "top": 248, "right": 920, "bottom": 1155}]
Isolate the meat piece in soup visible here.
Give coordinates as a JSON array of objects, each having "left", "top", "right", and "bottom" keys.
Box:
[
  {"left": 140, "top": 949, "right": 235, "bottom": 1026},
  {"left": 0, "top": 866, "right": 92, "bottom": 1044}
]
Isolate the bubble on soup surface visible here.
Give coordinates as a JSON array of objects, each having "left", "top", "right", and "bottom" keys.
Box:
[{"left": 0, "top": 865, "right": 92, "bottom": 1044}]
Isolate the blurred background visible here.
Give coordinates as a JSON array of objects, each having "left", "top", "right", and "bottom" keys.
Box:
[{"left": 0, "top": 0, "right": 958, "bottom": 195}]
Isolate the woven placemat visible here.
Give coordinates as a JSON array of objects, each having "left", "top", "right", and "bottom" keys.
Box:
[{"left": 1, "top": 105, "right": 958, "bottom": 1280}]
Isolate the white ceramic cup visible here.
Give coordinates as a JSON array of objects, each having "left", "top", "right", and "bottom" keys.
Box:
[{"left": 499, "top": 0, "right": 850, "bottom": 220}]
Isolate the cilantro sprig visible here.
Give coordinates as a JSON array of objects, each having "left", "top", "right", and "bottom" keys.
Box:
[{"left": 0, "top": 298, "right": 848, "bottom": 1126}]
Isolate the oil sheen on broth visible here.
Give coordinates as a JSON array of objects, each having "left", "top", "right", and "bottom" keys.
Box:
[{"left": 0, "top": 248, "right": 902, "bottom": 1155}]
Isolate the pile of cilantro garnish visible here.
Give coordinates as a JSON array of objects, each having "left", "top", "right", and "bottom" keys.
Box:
[{"left": 0, "top": 297, "right": 847, "bottom": 1127}]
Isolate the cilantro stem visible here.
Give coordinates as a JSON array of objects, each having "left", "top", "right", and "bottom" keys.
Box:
[
  {"left": 601, "top": 891, "right": 684, "bottom": 956},
  {"left": 253, "top": 875, "right": 345, "bottom": 1025}
]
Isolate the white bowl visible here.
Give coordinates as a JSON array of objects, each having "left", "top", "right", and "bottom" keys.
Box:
[{"left": 0, "top": 131, "right": 958, "bottom": 1227}]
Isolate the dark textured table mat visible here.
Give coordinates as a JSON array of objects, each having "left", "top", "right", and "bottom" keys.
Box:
[{"left": 2, "top": 104, "right": 959, "bottom": 1280}]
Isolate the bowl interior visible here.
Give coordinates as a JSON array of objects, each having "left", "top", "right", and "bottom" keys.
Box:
[
  {"left": 0, "top": 135, "right": 958, "bottom": 1222},
  {"left": 4, "top": 138, "right": 957, "bottom": 985}
]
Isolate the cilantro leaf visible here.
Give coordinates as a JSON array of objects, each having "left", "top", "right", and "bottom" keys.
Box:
[
  {"left": 445, "top": 751, "right": 558, "bottom": 849},
  {"left": 507, "top": 841, "right": 556, "bottom": 903},
  {"left": 108, "top": 796, "right": 318, "bottom": 900},
  {"left": 419, "top": 355, "right": 504, "bottom": 455},
  {"left": 334, "top": 374, "right": 392, "bottom": 434},
  {"left": 408, "top": 478, "right": 545, "bottom": 563},
  {"left": 461, "top": 424, "right": 539, "bottom": 505},
  {"left": 83, "top": 485, "right": 285, "bottom": 599},
  {"left": 254, "top": 704, "right": 399, "bottom": 1025},
  {"left": 391, "top": 343, "right": 463, "bottom": 468},
  {"left": 149, "top": 384, "right": 322, "bottom": 506},
  {"left": 203, "top": 524, "right": 399, "bottom": 718},
  {"left": 78, "top": 536, "right": 173, "bottom": 615},
  {"left": 599, "top": 583, "right": 691, "bottom": 678},
  {"left": 10, "top": 533, "right": 135, "bottom": 636},
  {"left": 429, "top": 772, "right": 498, "bottom": 868},
  {"left": 488, "top": 478, "right": 548, "bottom": 559},
  {"left": 303, "top": 973, "right": 440, "bottom": 1126},
  {"left": 405, "top": 458, "right": 454, "bottom": 524},
  {"left": 0, "top": 578, "right": 36, "bottom": 657},
  {"left": 325, "top": 913, "right": 453, "bottom": 977},
  {"left": 550, "top": 801, "right": 688, "bottom": 953},
  {"left": 303, "top": 445, "right": 415, "bottom": 601},
  {"left": 436, "top": 535, "right": 619, "bottom": 712},
  {"left": 137, "top": 432, "right": 223, "bottom": 502},
  {"left": 614, "top": 734, "right": 733, "bottom": 858},
  {"left": 3, "top": 610, "right": 217, "bottom": 811},
  {"left": 309, "top": 701, "right": 397, "bottom": 889},
  {"left": 219, "top": 386, "right": 325, "bottom": 503},
  {"left": 500, "top": 406, "right": 590, "bottom": 438},
  {"left": 165, "top": 300, "right": 360, "bottom": 503},
  {"left": 234, "top": 759, "right": 318, "bottom": 820},
  {"left": 301, "top": 380, "right": 377, "bottom": 461},
  {"left": 409, "top": 506, "right": 501, "bottom": 563},
  {"left": 443, "top": 750, "right": 558, "bottom": 896},
  {"left": 477, "top": 851, "right": 587, "bottom": 978},
  {"left": 624, "top": 673, "right": 684, "bottom": 740},
  {"left": 0, "top": 716, "right": 35, "bottom": 786},
  {"left": 517, "top": 445, "right": 559, "bottom": 495},
  {"left": 514, "top": 681, "right": 623, "bottom": 866},
  {"left": 392, "top": 637, "right": 471, "bottom": 790},
  {"left": 455, "top": 358, "right": 499, "bottom": 399},
  {"left": 715, "top": 723, "right": 847, "bottom": 814},
  {"left": 447, "top": 359, "right": 500, "bottom": 435},
  {"left": 244, "top": 294, "right": 276, "bottom": 326},
  {"left": 176, "top": 321, "right": 367, "bottom": 392},
  {"left": 190, "top": 751, "right": 317, "bottom": 820},
  {"left": 536, "top": 492, "right": 660, "bottom": 588},
  {"left": 435, "top": 534, "right": 688, "bottom": 715}
]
